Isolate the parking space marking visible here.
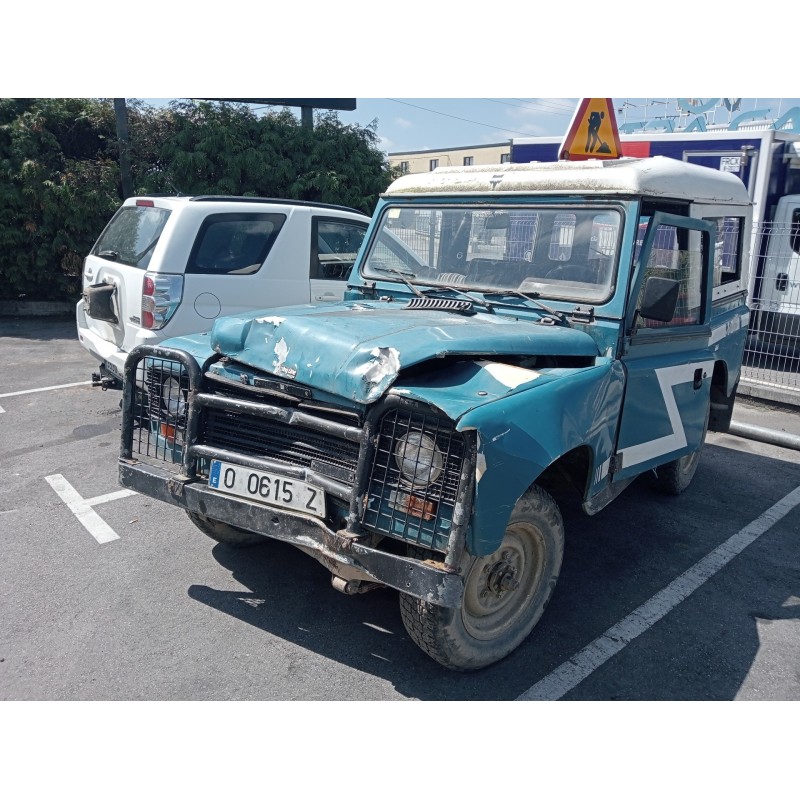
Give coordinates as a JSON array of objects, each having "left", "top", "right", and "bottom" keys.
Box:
[
  {"left": 517, "top": 483, "right": 800, "bottom": 701},
  {"left": 86, "top": 489, "right": 138, "bottom": 507},
  {"left": 0, "top": 380, "right": 92, "bottom": 399},
  {"left": 45, "top": 474, "right": 137, "bottom": 544}
]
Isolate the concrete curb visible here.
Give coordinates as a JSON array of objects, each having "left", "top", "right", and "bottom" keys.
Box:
[{"left": 737, "top": 379, "right": 799, "bottom": 408}]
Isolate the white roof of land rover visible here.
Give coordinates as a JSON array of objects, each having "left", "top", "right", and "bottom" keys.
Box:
[{"left": 384, "top": 156, "right": 751, "bottom": 205}]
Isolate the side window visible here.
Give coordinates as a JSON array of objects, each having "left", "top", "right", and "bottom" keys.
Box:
[
  {"left": 637, "top": 223, "right": 705, "bottom": 328},
  {"left": 706, "top": 216, "right": 744, "bottom": 287},
  {"left": 187, "top": 213, "right": 286, "bottom": 275},
  {"left": 311, "top": 218, "right": 367, "bottom": 280}
]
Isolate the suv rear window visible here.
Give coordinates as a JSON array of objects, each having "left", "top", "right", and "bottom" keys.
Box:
[
  {"left": 93, "top": 205, "right": 171, "bottom": 269},
  {"left": 187, "top": 213, "right": 286, "bottom": 275}
]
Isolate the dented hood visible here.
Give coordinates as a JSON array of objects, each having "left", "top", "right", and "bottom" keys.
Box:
[{"left": 209, "top": 301, "right": 599, "bottom": 404}]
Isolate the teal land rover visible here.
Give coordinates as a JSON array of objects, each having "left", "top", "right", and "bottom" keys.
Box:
[{"left": 119, "top": 157, "right": 752, "bottom": 670}]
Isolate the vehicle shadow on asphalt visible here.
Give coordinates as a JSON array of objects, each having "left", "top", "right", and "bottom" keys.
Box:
[{"left": 187, "top": 442, "right": 800, "bottom": 701}]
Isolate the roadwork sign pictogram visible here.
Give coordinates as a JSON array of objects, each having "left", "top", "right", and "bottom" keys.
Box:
[{"left": 559, "top": 98, "right": 622, "bottom": 161}]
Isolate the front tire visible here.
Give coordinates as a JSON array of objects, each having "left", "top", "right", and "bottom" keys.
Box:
[
  {"left": 186, "top": 511, "right": 265, "bottom": 548},
  {"left": 399, "top": 484, "right": 564, "bottom": 671}
]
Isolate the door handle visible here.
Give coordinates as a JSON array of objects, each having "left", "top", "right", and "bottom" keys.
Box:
[
  {"left": 314, "top": 293, "right": 338, "bottom": 301},
  {"left": 693, "top": 368, "right": 703, "bottom": 390}
]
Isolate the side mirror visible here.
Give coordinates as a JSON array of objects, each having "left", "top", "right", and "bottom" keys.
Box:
[{"left": 639, "top": 276, "right": 679, "bottom": 322}]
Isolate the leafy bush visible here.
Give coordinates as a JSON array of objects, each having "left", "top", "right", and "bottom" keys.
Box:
[
  {"left": 0, "top": 99, "right": 396, "bottom": 302},
  {"left": 0, "top": 99, "right": 120, "bottom": 300}
]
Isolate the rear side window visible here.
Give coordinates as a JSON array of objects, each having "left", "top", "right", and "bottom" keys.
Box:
[
  {"left": 311, "top": 218, "right": 368, "bottom": 280},
  {"left": 93, "top": 205, "right": 171, "bottom": 269},
  {"left": 187, "top": 213, "right": 286, "bottom": 275},
  {"left": 706, "top": 216, "right": 744, "bottom": 286}
]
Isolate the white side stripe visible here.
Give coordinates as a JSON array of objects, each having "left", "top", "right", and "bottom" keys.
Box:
[
  {"left": 619, "top": 361, "right": 714, "bottom": 468},
  {"left": 516, "top": 483, "right": 800, "bottom": 701}
]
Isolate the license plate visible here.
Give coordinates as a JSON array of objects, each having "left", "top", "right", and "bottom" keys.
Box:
[
  {"left": 208, "top": 460, "right": 325, "bottom": 519},
  {"left": 102, "top": 359, "right": 122, "bottom": 380}
]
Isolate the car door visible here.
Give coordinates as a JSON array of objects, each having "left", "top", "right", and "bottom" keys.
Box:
[
  {"left": 309, "top": 216, "right": 368, "bottom": 303},
  {"left": 613, "top": 212, "right": 716, "bottom": 482}
]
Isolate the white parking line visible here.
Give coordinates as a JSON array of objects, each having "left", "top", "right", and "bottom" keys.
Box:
[
  {"left": 0, "top": 380, "right": 92, "bottom": 399},
  {"left": 517, "top": 483, "right": 800, "bottom": 701},
  {"left": 1, "top": 381, "right": 93, "bottom": 415},
  {"left": 45, "top": 474, "right": 137, "bottom": 544}
]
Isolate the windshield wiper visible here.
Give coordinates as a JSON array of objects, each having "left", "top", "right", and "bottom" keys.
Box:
[
  {"left": 482, "top": 287, "right": 569, "bottom": 325},
  {"left": 370, "top": 266, "right": 424, "bottom": 297},
  {"left": 97, "top": 250, "right": 119, "bottom": 261},
  {"left": 133, "top": 236, "right": 161, "bottom": 264}
]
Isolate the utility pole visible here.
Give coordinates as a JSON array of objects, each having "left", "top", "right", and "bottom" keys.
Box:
[{"left": 114, "top": 98, "right": 134, "bottom": 199}]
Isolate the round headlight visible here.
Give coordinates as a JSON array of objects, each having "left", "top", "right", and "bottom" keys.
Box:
[
  {"left": 162, "top": 376, "right": 187, "bottom": 418},
  {"left": 394, "top": 431, "right": 444, "bottom": 486}
]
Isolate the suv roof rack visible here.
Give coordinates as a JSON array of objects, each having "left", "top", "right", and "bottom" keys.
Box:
[{"left": 189, "top": 196, "right": 363, "bottom": 214}]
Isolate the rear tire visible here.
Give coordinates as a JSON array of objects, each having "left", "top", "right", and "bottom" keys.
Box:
[
  {"left": 186, "top": 511, "right": 264, "bottom": 548},
  {"left": 399, "top": 484, "right": 564, "bottom": 671}
]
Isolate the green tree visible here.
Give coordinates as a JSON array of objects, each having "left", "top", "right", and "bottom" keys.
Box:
[
  {"left": 0, "top": 98, "right": 120, "bottom": 300},
  {"left": 0, "top": 98, "right": 397, "bottom": 302},
  {"left": 132, "top": 101, "right": 396, "bottom": 214}
]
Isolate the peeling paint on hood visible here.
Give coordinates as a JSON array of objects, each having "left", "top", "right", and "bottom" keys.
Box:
[{"left": 208, "top": 301, "right": 599, "bottom": 405}]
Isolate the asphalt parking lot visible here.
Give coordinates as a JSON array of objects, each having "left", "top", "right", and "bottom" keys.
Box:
[{"left": 1, "top": 315, "right": 799, "bottom": 701}]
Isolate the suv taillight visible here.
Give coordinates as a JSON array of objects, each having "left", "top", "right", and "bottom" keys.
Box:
[{"left": 141, "top": 272, "right": 184, "bottom": 330}]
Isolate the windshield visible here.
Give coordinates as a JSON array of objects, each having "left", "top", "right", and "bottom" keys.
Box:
[{"left": 362, "top": 205, "right": 622, "bottom": 303}]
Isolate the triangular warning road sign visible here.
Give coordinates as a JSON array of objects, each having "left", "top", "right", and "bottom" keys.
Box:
[{"left": 559, "top": 98, "right": 622, "bottom": 161}]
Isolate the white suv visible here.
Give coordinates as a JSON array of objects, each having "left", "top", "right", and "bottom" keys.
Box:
[{"left": 76, "top": 195, "right": 370, "bottom": 388}]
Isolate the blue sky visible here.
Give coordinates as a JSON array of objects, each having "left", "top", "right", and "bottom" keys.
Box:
[{"left": 139, "top": 97, "right": 800, "bottom": 156}]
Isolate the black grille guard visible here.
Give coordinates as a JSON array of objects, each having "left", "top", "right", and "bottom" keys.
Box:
[{"left": 119, "top": 345, "right": 476, "bottom": 602}]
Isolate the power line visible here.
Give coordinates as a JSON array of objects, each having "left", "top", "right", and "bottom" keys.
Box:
[
  {"left": 511, "top": 98, "right": 576, "bottom": 112},
  {"left": 387, "top": 98, "right": 549, "bottom": 137},
  {"left": 483, "top": 98, "right": 574, "bottom": 116}
]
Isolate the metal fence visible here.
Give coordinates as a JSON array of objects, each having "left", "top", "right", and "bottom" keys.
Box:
[{"left": 742, "top": 221, "right": 800, "bottom": 402}]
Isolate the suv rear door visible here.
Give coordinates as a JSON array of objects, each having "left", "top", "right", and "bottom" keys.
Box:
[{"left": 82, "top": 199, "right": 173, "bottom": 363}]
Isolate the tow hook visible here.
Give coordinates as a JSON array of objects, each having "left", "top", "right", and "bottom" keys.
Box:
[{"left": 91, "top": 372, "right": 114, "bottom": 391}]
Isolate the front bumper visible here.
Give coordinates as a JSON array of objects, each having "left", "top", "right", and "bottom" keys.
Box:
[{"left": 119, "top": 458, "right": 465, "bottom": 608}]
